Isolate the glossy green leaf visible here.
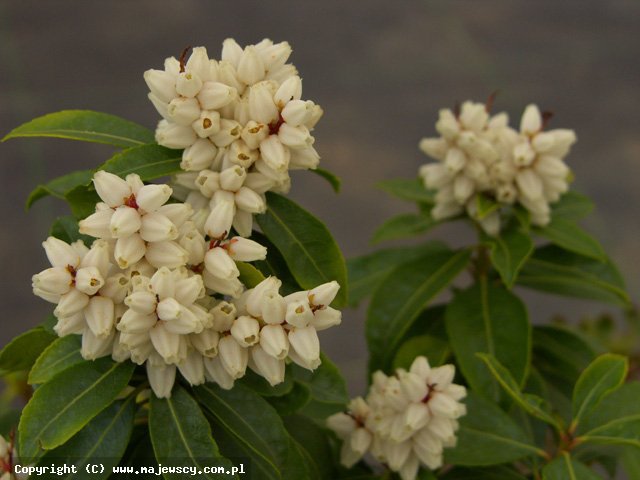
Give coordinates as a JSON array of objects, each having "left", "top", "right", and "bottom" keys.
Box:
[
  {"left": 0, "top": 410, "right": 20, "bottom": 437},
  {"left": 372, "top": 213, "right": 437, "bottom": 244},
  {"left": 444, "top": 393, "right": 545, "bottom": 466},
  {"left": 516, "top": 246, "right": 630, "bottom": 307},
  {"left": 622, "top": 446, "right": 640, "bottom": 479},
  {"left": 367, "top": 248, "right": 471, "bottom": 373},
  {"left": 151, "top": 386, "right": 232, "bottom": 479},
  {"left": 251, "top": 232, "right": 301, "bottom": 296},
  {"left": 19, "top": 358, "right": 134, "bottom": 461},
  {"left": 551, "top": 191, "right": 594, "bottom": 221},
  {"left": 236, "top": 261, "right": 266, "bottom": 288},
  {"left": 65, "top": 185, "right": 101, "bottom": 219},
  {"left": 376, "top": 178, "right": 435, "bottom": 204},
  {"left": 195, "top": 383, "right": 289, "bottom": 479},
  {"left": 266, "top": 383, "right": 311, "bottom": 416},
  {"left": 292, "top": 353, "right": 349, "bottom": 407},
  {"left": 256, "top": 192, "right": 348, "bottom": 307},
  {"left": 572, "top": 353, "right": 628, "bottom": 428},
  {"left": 577, "top": 382, "right": 640, "bottom": 447},
  {"left": 346, "top": 242, "right": 448, "bottom": 307},
  {"left": 28, "top": 335, "right": 83, "bottom": 385},
  {"left": 3, "top": 110, "right": 154, "bottom": 147},
  {"left": 37, "top": 398, "right": 135, "bottom": 480},
  {"left": 477, "top": 353, "right": 561, "bottom": 430},
  {"left": 310, "top": 167, "right": 341, "bottom": 193},
  {"left": 0, "top": 327, "right": 56, "bottom": 375},
  {"left": 481, "top": 224, "right": 534, "bottom": 288},
  {"left": 238, "top": 369, "right": 294, "bottom": 397},
  {"left": 393, "top": 335, "right": 450, "bottom": 371},
  {"left": 534, "top": 217, "right": 605, "bottom": 261},
  {"left": 445, "top": 281, "right": 530, "bottom": 399},
  {"left": 476, "top": 194, "right": 500, "bottom": 220},
  {"left": 542, "top": 452, "right": 603, "bottom": 480},
  {"left": 50, "top": 215, "right": 93, "bottom": 245},
  {"left": 26, "top": 169, "right": 93, "bottom": 209},
  {"left": 99, "top": 144, "right": 182, "bottom": 180},
  {"left": 283, "top": 415, "right": 334, "bottom": 480}
]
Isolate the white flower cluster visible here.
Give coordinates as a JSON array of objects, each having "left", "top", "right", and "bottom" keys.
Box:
[
  {"left": 145, "top": 39, "right": 323, "bottom": 238},
  {"left": 327, "top": 357, "right": 466, "bottom": 480},
  {"left": 419, "top": 101, "right": 577, "bottom": 235}
]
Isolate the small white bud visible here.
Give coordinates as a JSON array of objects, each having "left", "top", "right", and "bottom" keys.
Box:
[
  {"left": 178, "top": 349, "right": 205, "bottom": 386},
  {"left": 231, "top": 315, "right": 260, "bottom": 347},
  {"left": 109, "top": 206, "right": 141, "bottom": 239},
  {"left": 155, "top": 119, "right": 197, "bottom": 149},
  {"left": 209, "top": 118, "right": 242, "bottom": 148},
  {"left": 326, "top": 412, "right": 357, "bottom": 439},
  {"left": 204, "top": 356, "right": 235, "bottom": 389},
  {"left": 125, "top": 290, "right": 157, "bottom": 315},
  {"left": 210, "top": 301, "right": 236, "bottom": 332},
  {"left": 274, "top": 76, "right": 302, "bottom": 106},
  {"left": 144, "top": 69, "right": 177, "bottom": 103},
  {"left": 516, "top": 169, "right": 544, "bottom": 201},
  {"left": 167, "top": 97, "right": 201, "bottom": 125},
  {"left": 289, "top": 146, "right": 320, "bottom": 170},
  {"left": 54, "top": 288, "right": 89, "bottom": 318},
  {"left": 266, "top": 63, "right": 298, "bottom": 85},
  {"left": 288, "top": 326, "right": 320, "bottom": 367},
  {"left": 221, "top": 38, "right": 243, "bottom": 67},
  {"left": 147, "top": 361, "right": 176, "bottom": 398},
  {"left": 32, "top": 267, "right": 72, "bottom": 296},
  {"left": 81, "top": 328, "right": 114, "bottom": 360},
  {"left": 114, "top": 234, "right": 146, "bottom": 269},
  {"left": 261, "top": 293, "right": 287, "bottom": 325},
  {"left": 228, "top": 140, "right": 258, "bottom": 169},
  {"left": 191, "top": 329, "right": 220, "bottom": 357},
  {"left": 419, "top": 137, "right": 449, "bottom": 161},
  {"left": 181, "top": 139, "right": 218, "bottom": 171},
  {"left": 435, "top": 109, "right": 460, "bottom": 140},
  {"left": 150, "top": 322, "right": 182, "bottom": 364},
  {"left": 145, "top": 241, "right": 188, "bottom": 269},
  {"left": 74, "top": 266, "right": 104, "bottom": 296},
  {"left": 250, "top": 344, "right": 285, "bottom": 386},
  {"left": 203, "top": 272, "right": 244, "bottom": 298},
  {"left": 259, "top": 324, "right": 289, "bottom": 360},
  {"left": 308, "top": 281, "right": 340, "bottom": 307},
  {"left": 311, "top": 307, "right": 342, "bottom": 331},
  {"left": 192, "top": 110, "right": 221, "bottom": 138},
  {"left": 140, "top": 212, "right": 178, "bottom": 243},
  {"left": 117, "top": 309, "right": 157, "bottom": 334},
  {"left": 241, "top": 121, "right": 269, "bottom": 150},
  {"left": 285, "top": 300, "right": 314, "bottom": 328},
  {"left": 93, "top": 171, "right": 131, "bottom": 208},
  {"left": 79, "top": 209, "right": 114, "bottom": 239},
  {"left": 204, "top": 247, "right": 238, "bottom": 280},
  {"left": 235, "top": 187, "right": 266, "bottom": 214},
  {"left": 237, "top": 46, "right": 266, "bottom": 85},
  {"left": 156, "top": 297, "right": 182, "bottom": 322},
  {"left": 54, "top": 312, "right": 85, "bottom": 336},
  {"left": 260, "top": 135, "right": 290, "bottom": 172},
  {"left": 218, "top": 335, "right": 248, "bottom": 379},
  {"left": 135, "top": 184, "right": 172, "bottom": 213},
  {"left": 43, "top": 236, "right": 80, "bottom": 269},
  {"left": 249, "top": 81, "right": 279, "bottom": 124},
  {"left": 281, "top": 99, "right": 311, "bottom": 127},
  {"left": 205, "top": 191, "right": 236, "bottom": 239},
  {"left": 219, "top": 165, "right": 247, "bottom": 192},
  {"left": 175, "top": 71, "right": 203, "bottom": 98},
  {"left": 520, "top": 104, "right": 542, "bottom": 134},
  {"left": 224, "top": 237, "right": 267, "bottom": 262},
  {"left": 278, "top": 123, "right": 312, "bottom": 149}
]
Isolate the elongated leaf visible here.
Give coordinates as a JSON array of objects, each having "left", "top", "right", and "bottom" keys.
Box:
[
  {"left": 551, "top": 191, "right": 594, "bottom": 221},
  {"left": 27, "top": 170, "right": 93, "bottom": 209},
  {"left": 347, "top": 242, "right": 448, "bottom": 307},
  {"left": 534, "top": 217, "right": 605, "bottom": 261},
  {"left": 3, "top": 110, "right": 154, "bottom": 147},
  {"left": 29, "top": 335, "right": 83, "bottom": 385},
  {"left": 65, "top": 185, "right": 101, "bottom": 219},
  {"left": 622, "top": 446, "right": 640, "bottom": 479},
  {"left": 266, "top": 382, "right": 311, "bottom": 415},
  {"left": 150, "top": 386, "right": 232, "bottom": 479},
  {"left": 251, "top": 232, "right": 301, "bottom": 296},
  {"left": 572, "top": 353, "right": 628, "bottom": 428},
  {"left": 481, "top": 224, "right": 534, "bottom": 288},
  {"left": 256, "top": 192, "right": 348, "bottom": 307},
  {"left": 281, "top": 437, "right": 321, "bottom": 480},
  {"left": 517, "top": 246, "right": 630, "bottom": 307},
  {"left": 238, "top": 368, "right": 294, "bottom": 397},
  {"left": 292, "top": 353, "right": 348, "bottom": 406},
  {"left": 477, "top": 353, "right": 561, "bottom": 430},
  {"left": 393, "top": 335, "right": 450, "bottom": 371},
  {"left": 37, "top": 398, "right": 135, "bottom": 480},
  {"left": 476, "top": 194, "right": 500, "bottom": 219},
  {"left": 441, "top": 466, "right": 528, "bottom": 479},
  {"left": 99, "top": 144, "right": 182, "bottom": 180},
  {"left": 367, "top": 248, "right": 471, "bottom": 373},
  {"left": 236, "top": 261, "right": 266, "bottom": 288},
  {"left": 533, "top": 325, "right": 597, "bottom": 399},
  {"left": 578, "top": 382, "right": 640, "bottom": 449},
  {"left": 445, "top": 281, "right": 530, "bottom": 399},
  {"left": 50, "top": 215, "right": 93, "bottom": 245},
  {"left": 377, "top": 178, "right": 435, "bottom": 204},
  {"left": 372, "top": 213, "right": 437, "bottom": 243},
  {"left": 310, "top": 167, "right": 341, "bottom": 193},
  {"left": 542, "top": 453, "right": 603, "bottom": 480},
  {"left": 0, "top": 327, "right": 56, "bottom": 374},
  {"left": 19, "top": 358, "right": 134, "bottom": 460},
  {"left": 283, "top": 415, "right": 335, "bottom": 480},
  {"left": 445, "top": 393, "right": 545, "bottom": 466},
  {"left": 195, "top": 383, "right": 290, "bottom": 479}
]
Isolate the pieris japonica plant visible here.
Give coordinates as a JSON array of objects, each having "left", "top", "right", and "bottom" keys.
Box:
[{"left": 0, "top": 40, "right": 637, "bottom": 480}]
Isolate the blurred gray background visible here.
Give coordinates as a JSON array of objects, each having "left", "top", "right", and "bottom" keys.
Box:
[{"left": 1, "top": 0, "right": 639, "bottom": 397}]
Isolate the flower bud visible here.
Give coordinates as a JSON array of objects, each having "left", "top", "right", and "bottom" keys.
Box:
[
  {"left": 308, "top": 281, "right": 340, "bottom": 307},
  {"left": 79, "top": 209, "right": 114, "bottom": 239},
  {"left": 144, "top": 69, "right": 177, "bottom": 103},
  {"left": 249, "top": 81, "right": 279, "bottom": 124},
  {"left": 280, "top": 99, "right": 310, "bottom": 127},
  {"left": 326, "top": 412, "right": 357, "bottom": 439},
  {"left": 444, "top": 148, "right": 466, "bottom": 173},
  {"left": 140, "top": 212, "right": 178, "bottom": 243},
  {"left": 43, "top": 236, "right": 80, "bottom": 269},
  {"left": 428, "top": 364, "right": 455, "bottom": 387},
  {"left": 81, "top": 328, "right": 114, "bottom": 360},
  {"left": 191, "top": 329, "right": 220, "bottom": 357},
  {"left": 181, "top": 139, "right": 218, "bottom": 171},
  {"left": 231, "top": 315, "right": 260, "bottom": 347},
  {"left": 185, "top": 46, "right": 211, "bottom": 81},
  {"left": 175, "top": 70, "right": 203, "bottom": 98},
  {"left": 288, "top": 326, "right": 320, "bottom": 367},
  {"left": 54, "top": 312, "right": 85, "bottom": 336},
  {"left": 218, "top": 335, "right": 248, "bottom": 379},
  {"left": 109, "top": 206, "right": 141, "bottom": 239},
  {"left": 205, "top": 191, "right": 235, "bottom": 239},
  {"left": 204, "top": 272, "right": 244, "bottom": 298},
  {"left": 274, "top": 76, "right": 302, "bottom": 106},
  {"left": 311, "top": 307, "right": 342, "bottom": 331},
  {"left": 520, "top": 104, "right": 542, "bottom": 134},
  {"left": 289, "top": 146, "right": 320, "bottom": 170},
  {"left": 209, "top": 118, "right": 242, "bottom": 148},
  {"left": 117, "top": 308, "right": 157, "bottom": 334},
  {"left": 419, "top": 137, "right": 448, "bottom": 161},
  {"left": 204, "top": 356, "right": 235, "bottom": 389},
  {"left": 114, "top": 234, "right": 146, "bottom": 269},
  {"left": 228, "top": 140, "right": 258, "bottom": 169},
  {"left": 237, "top": 46, "right": 265, "bottom": 85},
  {"left": 155, "top": 119, "right": 197, "bottom": 149},
  {"left": 221, "top": 38, "right": 243, "bottom": 67},
  {"left": 205, "top": 247, "right": 238, "bottom": 280},
  {"left": 246, "top": 276, "right": 281, "bottom": 317},
  {"left": 32, "top": 267, "right": 72, "bottom": 296},
  {"left": 150, "top": 322, "right": 182, "bottom": 364},
  {"left": 193, "top": 110, "right": 221, "bottom": 138},
  {"left": 260, "top": 135, "right": 290, "bottom": 172},
  {"left": 241, "top": 121, "right": 269, "bottom": 150},
  {"left": 145, "top": 241, "right": 188, "bottom": 269},
  {"left": 435, "top": 109, "right": 460, "bottom": 140},
  {"left": 516, "top": 169, "right": 543, "bottom": 200},
  {"left": 210, "top": 301, "right": 236, "bottom": 332},
  {"left": 167, "top": 97, "right": 200, "bottom": 125},
  {"left": 250, "top": 345, "right": 285, "bottom": 386},
  {"left": 219, "top": 165, "right": 247, "bottom": 192},
  {"left": 235, "top": 187, "right": 266, "bottom": 214},
  {"left": 259, "top": 324, "right": 289, "bottom": 359},
  {"left": 124, "top": 290, "right": 157, "bottom": 315},
  {"left": 54, "top": 288, "right": 90, "bottom": 318},
  {"left": 135, "top": 184, "right": 172, "bottom": 214},
  {"left": 156, "top": 297, "right": 182, "bottom": 322},
  {"left": 285, "top": 300, "right": 314, "bottom": 328},
  {"left": 178, "top": 349, "right": 205, "bottom": 386},
  {"left": 147, "top": 361, "right": 176, "bottom": 398}
]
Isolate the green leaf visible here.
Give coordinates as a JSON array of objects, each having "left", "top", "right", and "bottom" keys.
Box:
[
  {"left": 367, "top": 248, "right": 470, "bottom": 373},
  {"left": 28, "top": 335, "right": 83, "bottom": 385},
  {"left": 3, "top": 110, "right": 154, "bottom": 147},
  {"left": 195, "top": 382, "right": 290, "bottom": 479},
  {"left": 477, "top": 353, "right": 561, "bottom": 430},
  {"left": 445, "top": 280, "right": 530, "bottom": 399},
  {"left": 578, "top": 382, "right": 640, "bottom": 449},
  {"left": 371, "top": 213, "right": 437, "bottom": 244},
  {"left": 516, "top": 246, "right": 630, "bottom": 307},
  {"left": 19, "top": 358, "right": 134, "bottom": 461},
  {"left": 476, "top": 194, "right": 500, "bottom": 220},
  {"left": 26, "top": 170, "right": 93, "bottom": 209},
  {"left": 99, "top": 144, "right": 182, "bottom": 180},
  {"left": 534, "top": 217, "right": 605, "bottom": 261},
  {"left": 310, "top": 167, "right": 341, "bottom": 193},
  {"left": 0, "top": 409, "right": 20, "bottom": 437},
  {"left": 50, "top": 215, "right": 93, "bottom": 245},
  {"left": 542, "top": 452, "right": 603, "bottom": 480},
  {"left": 376, "top": 178, "right": 435, "bottom": 204},
  {"left": 441, "top": 466, "right": 528, "bottom": 479},
  {"left": 266, "top": 382, "right": 311, "bottom": 416},
  {"left": 0, "top": 327, "right": 56, "bottom": 374},
  {"left": 444, "top": 393, "right": 545, "bottom": 466},
  {"left": 37, "top": 398, "right": 135, "bottom": 480},
  {"left": 393, "top": 335, "right": 450, "bottom": 371},
  {"left": 481, "top": 224, "right": 534, "bottom": 288},
  {"left": 551, "top": 191, "right": 594, "bottom": 221},
  {"left": 150, "top": 386, "right": 232, "bottom": 479},
  {"left": 571, "top": 353, "right": 628, "bottom": 428},
  {"left": 64, "top": 185, "right": 101, "bottom": 219},
  {"left": 236, "top": 261, "right": 266, "bottom": 288},
  {"left": 292, "top": 353, "right": 349, "bottom": 407},
  {"left": 346, "top": 242, "right": 448, "bottom": 307},
  {"left": 251, "top": 232, "right": 301, "bottom": 296},
  {"left": 256, "top": 192, "right": 348, "bottom": 307},
  {"left": 622, "top": 446, "right": 640, "bottom": 479},
  {"left": 283, "top": 415, "right": 335, "bottom": 480},
  {"left": 238, "top": 368, "right": 294, "bottom": 397}
]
